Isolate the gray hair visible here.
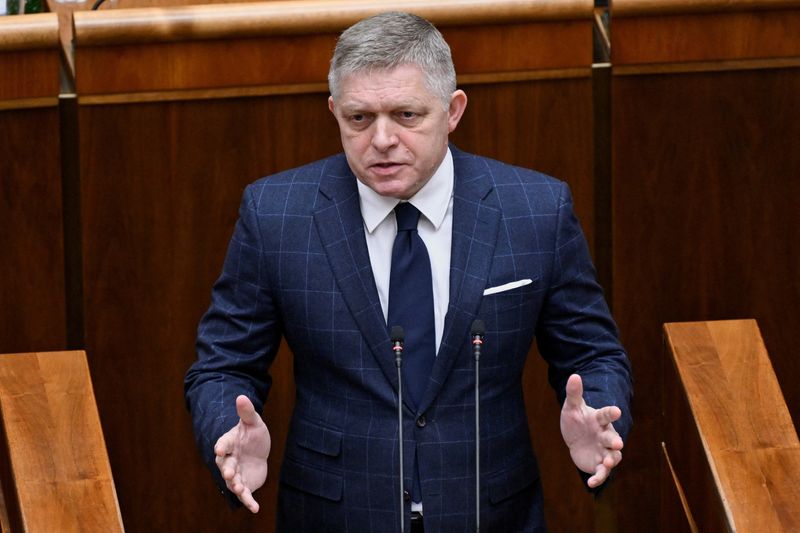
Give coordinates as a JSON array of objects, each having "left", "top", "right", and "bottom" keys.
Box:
[{"left": 328, "top": 12, "right": 457, "bottom": 108}]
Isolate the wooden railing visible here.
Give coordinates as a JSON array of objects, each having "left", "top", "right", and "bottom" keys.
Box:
[
  {"left": 662, "top": 320, "right": 800, "bottom": 532},
  {"left": 0, "top": 351, "right": 123, "bottom": 532}
]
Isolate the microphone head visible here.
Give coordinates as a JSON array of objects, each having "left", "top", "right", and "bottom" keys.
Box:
[
  {"left": 471, "top": 319, "right": 485, "bottom": 337},
  {"left": 390, "top": 325, "right": 404, "bottom": 343}
]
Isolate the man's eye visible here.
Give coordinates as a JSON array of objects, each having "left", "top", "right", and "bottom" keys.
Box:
[
  {"left": 350, "top": 114, "right": 365, "bottom": 122},
  {"left": 400, "top": 111, "right": 417, "bottom": 120}
]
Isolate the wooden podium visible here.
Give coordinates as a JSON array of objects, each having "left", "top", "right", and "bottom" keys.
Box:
[{"left": 0, "top": 351, "right": 123, "bottom": 532}]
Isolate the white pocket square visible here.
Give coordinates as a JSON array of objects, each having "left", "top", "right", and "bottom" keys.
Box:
[{"left": 483, "top": 279, "right": 533, "bottom": 296}]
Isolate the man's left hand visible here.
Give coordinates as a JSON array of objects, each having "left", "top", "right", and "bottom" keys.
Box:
[{"left": 560, "top": 374, "right": 624, "bottom": 488}]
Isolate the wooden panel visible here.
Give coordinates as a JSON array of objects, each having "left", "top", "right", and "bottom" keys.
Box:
[
  {"left": 0, "top": 351, "right": 123, "bottom": 532},
  {"left": 612, "top": 9, "right": 800, "bottom": 66},
  {"left": 0, "top": 7, "right": 66, "bottom": 356},
  {"left": 663, "top": 320, "right": 800, "bottom": 531},
  {"left": 0, "top": 107, "right": 66, "bottom": 354},
  {"left": 73, "top": 0, "right": 592, "bottom": 97},
  {"left": 0, "top": 14, "right": 60, "bottom": 103},
  {"left": 611, "top": 63, "right": 800, "bottom": 532},
  {"left": 79, "top": 94, "right": 339, "bottom": 532}
]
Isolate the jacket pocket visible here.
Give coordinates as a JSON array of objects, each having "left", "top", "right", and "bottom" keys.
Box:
[
  {"left": 487, "top": 456, "right": 539, "bottom": 504},
  {"left": 281, "top": 418, "right": 344, "bottom": 501},
  {"left": 281, "top": 456, "right": 343, "bottom": 502},
  {"left": 295, "top": 417, "right": 342, "bottom": 457}
]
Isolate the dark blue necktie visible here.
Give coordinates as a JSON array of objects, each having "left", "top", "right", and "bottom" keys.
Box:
[
  {"left": 387, "top": 202, "right": 435, "bottom": 504},
  {"left": 387, "top": 202, "right": 436, "bottom": 407}
]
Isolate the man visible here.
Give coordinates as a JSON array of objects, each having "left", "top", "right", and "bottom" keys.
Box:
[{"left": 185, "top": 11, "right": 632, "bottom": 532}]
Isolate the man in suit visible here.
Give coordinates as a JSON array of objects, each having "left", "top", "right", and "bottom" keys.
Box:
[{"left": 185, "top": 11, "right": 632, "bottom": 532}]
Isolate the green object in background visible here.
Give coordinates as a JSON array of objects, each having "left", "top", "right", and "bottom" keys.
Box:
[
  {"left": 5, "top": 0, "right": 44, "bottom": 14},
  {"left": 24, "top": 0, "right": 42, "bottom": 11}
]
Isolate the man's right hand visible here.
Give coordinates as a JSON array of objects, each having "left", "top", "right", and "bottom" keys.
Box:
[{"left": 214, "top": 395, "right": 271, "bottom": 513}]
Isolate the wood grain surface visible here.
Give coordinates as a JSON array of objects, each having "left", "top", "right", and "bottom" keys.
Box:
[
  {"left": 0, "top": 107, "right": 67, "bottom": 354},
  {"left": 0, "top": 14, "right": 60, "bottom": 102},
  {"left": 663, "top": 320, "right": 800, "bottom": 532},
  {"left": 72, "top": 0, "right": 592, "bottom": 45},
  {"left": 613, "top": 0, "right": 800, "bottom": 17},
  {"left": 73, "top": 20, "right": 591, "bottom": 96},
  {"left": 0, "top": 351, "right": 123, "bottom": 532},
  {"left": 612, "top": 8, "right": 800, "bottom": 66}
]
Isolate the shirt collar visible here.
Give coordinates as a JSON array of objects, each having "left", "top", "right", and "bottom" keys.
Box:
[{"left": 357, "top": 148, "right": 454, "bottom": 233}]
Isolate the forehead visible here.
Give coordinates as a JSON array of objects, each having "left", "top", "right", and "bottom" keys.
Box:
[{"left": 336, "top": 65, "right": 437, "bottom": 108}]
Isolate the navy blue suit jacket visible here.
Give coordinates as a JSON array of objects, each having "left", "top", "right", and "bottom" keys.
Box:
[{"left": 185, "top": 147, "right": 632, "bottom": 532}]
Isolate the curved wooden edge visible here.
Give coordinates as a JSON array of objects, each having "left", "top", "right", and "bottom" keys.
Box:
[
  {"left": 73, "top": 0, "right": 593, "bottom": 46},
  {"left": 613, "top": 0, "right": 800, "bottom": 17},
  {"left": 0, "top": 13, "right": 60, "bottom": 51}
]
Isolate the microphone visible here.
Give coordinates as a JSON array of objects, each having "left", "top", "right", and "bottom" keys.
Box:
[
  {"left": 390, "top": 326, "right": 405, "bottom": 533},
  {"left": 471, "top": 319, "right": 485, "bottom": 533}
]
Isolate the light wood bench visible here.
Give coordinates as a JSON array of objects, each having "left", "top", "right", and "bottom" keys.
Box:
[{"left": 0, "top": 351, "right": 123, "bottom": 531}]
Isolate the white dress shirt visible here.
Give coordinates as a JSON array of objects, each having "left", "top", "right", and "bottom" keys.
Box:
[{"left": 356, "top": 148, "right": 454, "bottom": 355}]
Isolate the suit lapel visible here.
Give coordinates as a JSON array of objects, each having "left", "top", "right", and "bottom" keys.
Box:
[
  {"left": 419, "top": 150, "right": 501, "bottom": 413},
  {"left": 312, "top": 157, "right": 401, "bottom": 395}
]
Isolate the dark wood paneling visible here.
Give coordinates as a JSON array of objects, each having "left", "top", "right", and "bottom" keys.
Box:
[
  {"left": 79, "top": 93, "right": 340, "bottom": 532},
  {"left": 0, "top": 12, "right": 66, "bottom": 355},
  {"left": 613, "top": 9, "right": 800, "bottom": 65},
  {"left": 612, "top": 66, "right": 800, "bottom": 531},
  {"left": 0, "top": 107, "right": 66, "bottom": 354}
]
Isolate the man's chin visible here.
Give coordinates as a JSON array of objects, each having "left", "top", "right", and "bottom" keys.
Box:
[{"left": 364, "top": 176, "right": 417, "bottom": 200}]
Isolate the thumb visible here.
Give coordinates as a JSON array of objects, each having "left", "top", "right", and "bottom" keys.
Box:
[
  {"left": 565, "top": 374, "right": 584, "bottom": 409},
  {"left": 235, "top": 395, "right": 261, "bottom": 426}
]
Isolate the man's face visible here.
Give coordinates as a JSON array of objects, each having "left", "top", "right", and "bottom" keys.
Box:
[{"left": 328, "top": 64, "right": 467, "bottom": 200}]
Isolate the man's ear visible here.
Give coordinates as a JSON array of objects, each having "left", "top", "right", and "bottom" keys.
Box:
[
  {"left": 328, "top": 96, "right": 335, "bottom": 115},
  {"left": 447, "top": 90, "right": 468, "bottom": 133}
]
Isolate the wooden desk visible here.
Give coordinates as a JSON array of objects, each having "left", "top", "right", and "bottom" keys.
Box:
[
  {"left": 0, "top": 351, "right": 123, "bottom": 532},
  {"left": 663, "top": 320, "right": 800, "bottom": 532}
]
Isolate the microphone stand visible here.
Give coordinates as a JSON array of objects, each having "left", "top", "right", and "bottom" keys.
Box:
[
  {"left": 471, "top": 320, "right": 485, "bottom": 533},
  {"left": 391, "top": 326, "right": 405, "bottom": 533}
]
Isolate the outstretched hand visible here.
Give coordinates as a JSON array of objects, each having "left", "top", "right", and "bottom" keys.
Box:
[
  {"left": 214, "top": 395, "right": 271, "bottom": 513},
  {"left": 560, "top": 374, "right": 624, "bottom": 488}
]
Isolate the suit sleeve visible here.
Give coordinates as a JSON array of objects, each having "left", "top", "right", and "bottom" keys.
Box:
[
  {"left": 184, "top": 184, "right": 283, "bottom": 503},
  {"left": 534, "top": 182, "right": 633, "bottom": 442}
]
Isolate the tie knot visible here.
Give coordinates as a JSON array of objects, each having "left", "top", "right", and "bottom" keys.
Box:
[{"left": 394, "top": 202, "right": 421, "bottom": 232}]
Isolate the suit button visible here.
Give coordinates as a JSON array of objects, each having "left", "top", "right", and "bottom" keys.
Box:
[
  {"left": 416, "top": 415, "right": 426, "bottom": 428},
  {"left": 404, "top": 490, "right": 411, "bottom": 502}
]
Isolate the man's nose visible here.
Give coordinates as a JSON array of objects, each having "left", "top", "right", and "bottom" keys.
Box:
[{"left": 371, "top": 116, "right": 399, "bottom": 151}]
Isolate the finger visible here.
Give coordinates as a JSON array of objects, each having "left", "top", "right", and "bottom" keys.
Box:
[
  {"left": 218, "top": 456, "right": 239, "bottom": 481},
  {"left": 603, "top": 449, "right": 623, "bottom": 469},
  {"left": 595, "top": 405, "right": 622, "bottom": 426},
  {"left": 564, "top": 374, "right": 584, "bottom": 408},
  {"left": 587, "top": 463, "right": 610, "bottom": 488},
  {"left": 214, "top": 433, "right": 235, "bottom": 457},
  {"left": 236, "top": 395, "right": 261, "bottom": 426},
  {"left": 599, "top": 429, "right": 624, "bottom": 451},
  {"left": 238, "top": 485, "right": 260, "bottom": 514}
]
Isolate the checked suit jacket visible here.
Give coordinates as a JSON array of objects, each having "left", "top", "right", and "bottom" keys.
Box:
[{"left": 185, "top": 146, "right": 632, "bottom": 532}]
